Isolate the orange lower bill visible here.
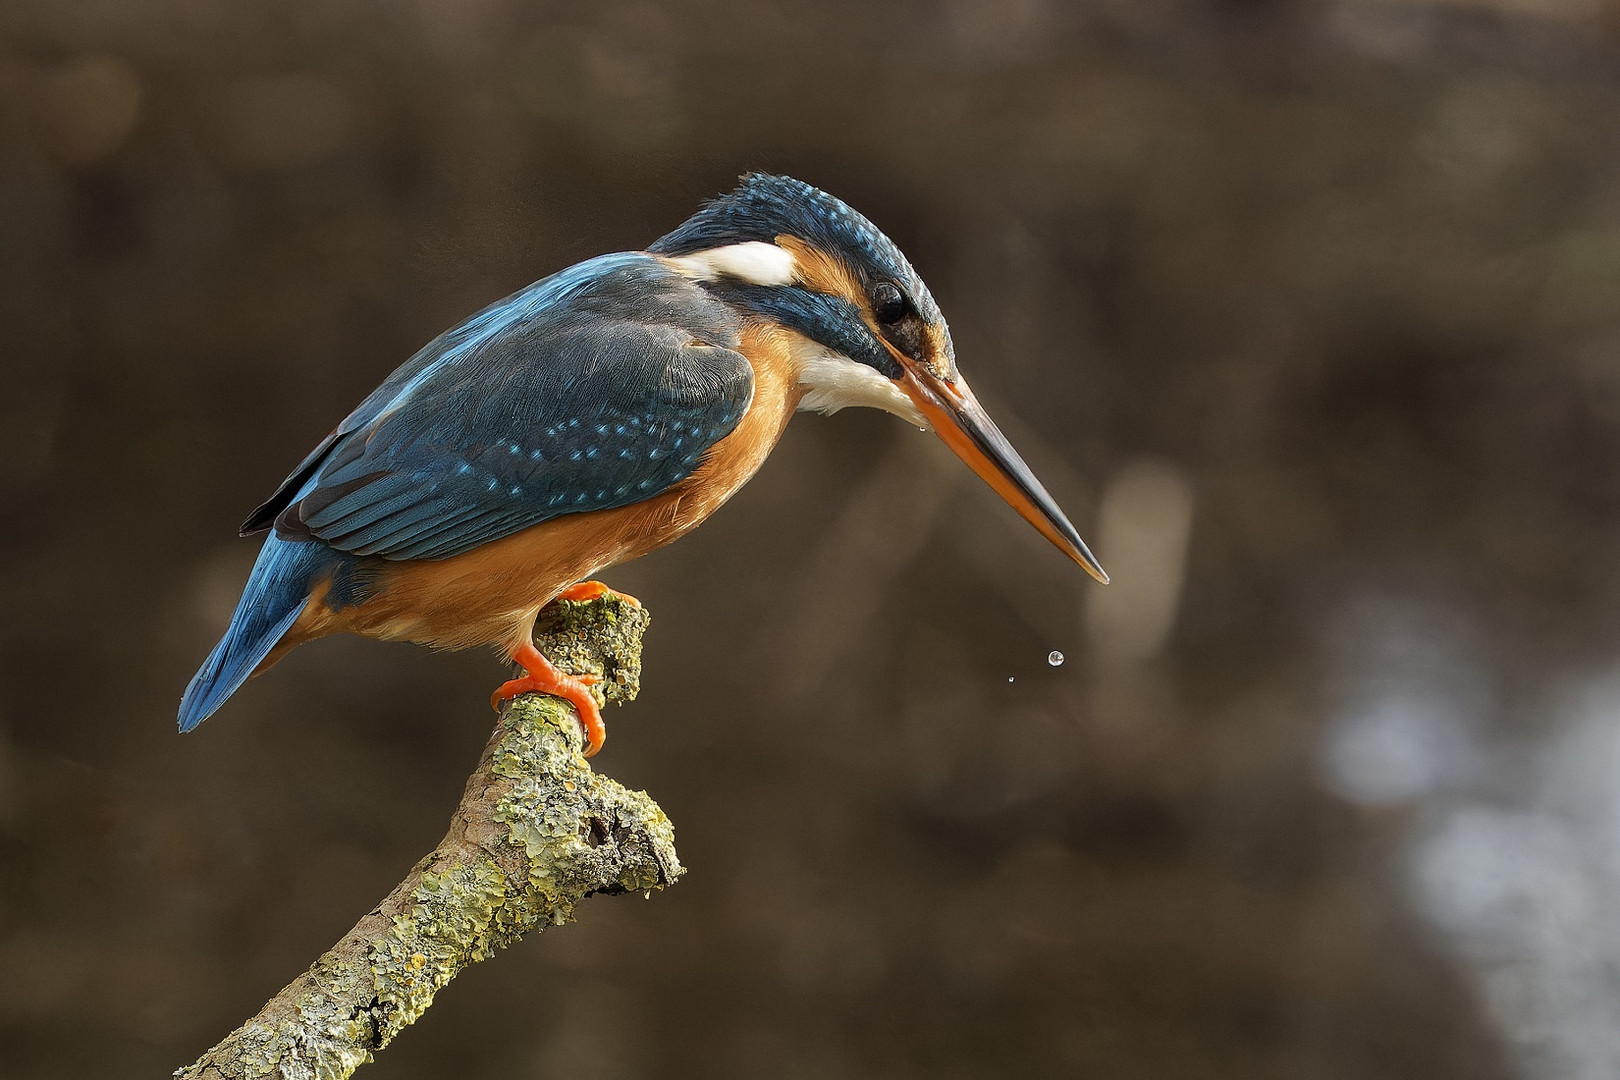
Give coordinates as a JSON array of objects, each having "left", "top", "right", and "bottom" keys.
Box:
[{"left": 900, "top": 368, "right": 1108, "bottom": 584}]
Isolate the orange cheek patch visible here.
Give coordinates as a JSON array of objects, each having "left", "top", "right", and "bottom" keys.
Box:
[
  {"left": 775, "top": 235, "right": 864, "bottom": 306},
  {"left": 924, "top": 323, "right": 954, "bottom": 379}
]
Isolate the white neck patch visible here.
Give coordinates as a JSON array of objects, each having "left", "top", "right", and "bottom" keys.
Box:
[
  {"left": 666, "top": 241, "right": 797, "bottom": 287},
  {"left": 791, "top": 340, "right": 929, "bottom": 429},
  {"left": 665, "top": 251, "right": 932, "bottom": 430}
]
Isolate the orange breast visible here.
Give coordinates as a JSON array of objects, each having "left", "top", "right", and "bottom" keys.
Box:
[{"left": 284, "top": 320, "right": 806, "bottom": 657}]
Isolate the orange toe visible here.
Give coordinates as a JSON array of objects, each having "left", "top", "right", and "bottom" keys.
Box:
[
  {"left": 555, "top": 579, "right": 641, "bottom": 607},
  {"left": 492, "top": 641, "right": 606, "bottom": 756}
]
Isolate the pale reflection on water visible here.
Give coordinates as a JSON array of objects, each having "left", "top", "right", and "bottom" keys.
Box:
[
  {"left": 1327, "top": 599, "right": 1620, "bottom": 1079},
  {"left": 1321, "top": 597, "right": 1485, "bottom": 807}
]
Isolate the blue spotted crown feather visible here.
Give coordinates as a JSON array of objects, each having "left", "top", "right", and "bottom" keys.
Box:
[{"left": 649, "top": 173, "right": 945, "bottom": 330}]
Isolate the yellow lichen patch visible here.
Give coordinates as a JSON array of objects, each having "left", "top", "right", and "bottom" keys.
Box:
[{"left": 369, "top": 857, "right": 511, "bottom": 1045}]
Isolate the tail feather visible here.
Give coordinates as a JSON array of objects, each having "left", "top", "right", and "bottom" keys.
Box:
[{"left": 178, "top": 537, "right": 328, "bottom": 733}]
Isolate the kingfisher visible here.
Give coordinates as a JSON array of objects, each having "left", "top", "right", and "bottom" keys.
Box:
[{"left": 180, "top": 174, "right": 1107, "bottom": 755}]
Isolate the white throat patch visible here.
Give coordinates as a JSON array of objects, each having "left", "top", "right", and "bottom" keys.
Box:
[
  {"left": 791, "top": 340, "right": 929, "bottom": 429},
  {"left": 666, "top": 242, "right": 797, "bottom": 287}
]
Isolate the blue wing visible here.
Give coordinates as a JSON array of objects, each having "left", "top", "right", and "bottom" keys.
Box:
[{"left": 244, "top": 253, "right": 755, "bottom": 561}]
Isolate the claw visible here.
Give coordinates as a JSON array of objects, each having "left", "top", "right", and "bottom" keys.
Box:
[
  {"left": 554, "top": 580, "right": 642, "bottom": 607},
  {"left": 491, "top": 641, "right": 606, "bottom": 756}
]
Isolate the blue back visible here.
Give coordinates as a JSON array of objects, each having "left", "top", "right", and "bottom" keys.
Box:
[{"left": 244, "top": 253, "right": 755, "bottom": 561}]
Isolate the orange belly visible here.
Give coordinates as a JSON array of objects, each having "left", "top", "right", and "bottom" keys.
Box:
[{"left": 278, "top": 320, "right": 803, "bottom": 658}]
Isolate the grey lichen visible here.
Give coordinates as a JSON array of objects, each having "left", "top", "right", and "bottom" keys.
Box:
[{"left": 177, "top": 594, "right": 678, "bottom": 1080}]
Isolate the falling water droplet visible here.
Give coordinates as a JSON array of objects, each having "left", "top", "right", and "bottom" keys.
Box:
[
  {"left": 1048, "top": 650, "right": 1065, "bottom": 667},
  {"left": 1007, "top": 676, "right": 1015, "bottom": 683}
]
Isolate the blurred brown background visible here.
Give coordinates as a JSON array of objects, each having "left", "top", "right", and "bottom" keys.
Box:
[{"left": 6, "top": 0, "right": 1620, "bottom": 1076}]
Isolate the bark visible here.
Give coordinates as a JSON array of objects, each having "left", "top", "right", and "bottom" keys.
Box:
[{"left": 176, "top": 595, "right": 679, "bottom": 1080}]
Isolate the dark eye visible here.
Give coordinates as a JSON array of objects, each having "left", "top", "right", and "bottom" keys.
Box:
[{"left": 872, "top": 282, "right": 908, "bottom": 324}]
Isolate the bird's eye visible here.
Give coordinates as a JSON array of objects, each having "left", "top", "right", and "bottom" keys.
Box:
[{"left": 872, "top": 282, "right": 908, "bottom": 324}]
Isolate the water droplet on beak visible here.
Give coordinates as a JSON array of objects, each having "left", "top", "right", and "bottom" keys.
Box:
[{"left": 1048, "top": 650, "right": 1065, "bottom": 667}]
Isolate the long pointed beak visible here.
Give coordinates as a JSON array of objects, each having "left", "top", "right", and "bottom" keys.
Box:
[{"left": 898, "top": 366, "right": 1108, "bottom": 584}]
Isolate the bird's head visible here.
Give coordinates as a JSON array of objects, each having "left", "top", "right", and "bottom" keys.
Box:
[{"left": 650, "top": 174, "right": 1107, "bottom": 584}]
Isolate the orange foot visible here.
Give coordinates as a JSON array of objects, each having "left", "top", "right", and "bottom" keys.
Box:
[
  {"left": 491, "top": 641, "right": 606, "bottom": 757},
  {"left": 554, "top": 580, "right": 642, "bottom": 607}
]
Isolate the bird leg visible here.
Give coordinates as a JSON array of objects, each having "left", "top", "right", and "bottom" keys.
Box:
[
  {"left": 490, "top": 582, "right": 634, "bottom": 757},
  {"left": 554, "top": 580, "right": 642, "bottom": 607},
  {"left": 491, "top": 641, "right": 606, "bottom": 757}
]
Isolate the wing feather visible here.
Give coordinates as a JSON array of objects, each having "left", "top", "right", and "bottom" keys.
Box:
[{"left": 258, "top": 253, "right": 754, "bottom": 561}]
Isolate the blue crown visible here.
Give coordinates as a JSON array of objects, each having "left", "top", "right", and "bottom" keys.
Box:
[{"left": 650, "top": 174, "right": 942, "bottom": 326}]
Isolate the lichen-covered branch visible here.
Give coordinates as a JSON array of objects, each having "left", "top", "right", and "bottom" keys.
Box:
[{"left": 177, "top": 596, "right": 679, "bottom": 1080}]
